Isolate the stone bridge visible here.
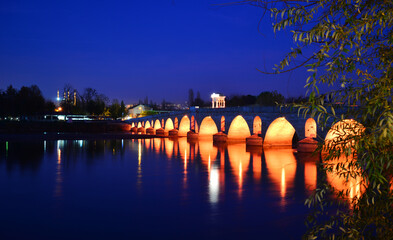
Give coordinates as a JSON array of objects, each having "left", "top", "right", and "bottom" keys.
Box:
[{"left": 125, "top": 106, "right": 326, "bottom": 150}]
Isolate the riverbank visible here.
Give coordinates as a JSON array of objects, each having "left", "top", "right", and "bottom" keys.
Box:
[
  {"left": 0, "top": 120, "right": 132, "bottom": 133},
  {"left": 0, "top": 132, "right": 168, "bottom": 141}
]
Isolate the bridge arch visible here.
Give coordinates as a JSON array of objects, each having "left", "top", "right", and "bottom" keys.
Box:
[
  {"left": 253, "top": 116, "right": 262, "bottom": 135},
  {"left": 145, "top": 121, "right": 151, "bottom": 129},
  {"left": 137, "top": 122, "right": 142, "bottom": 128},
  {"left": 264, "top": 117, "right": 296, "bottom": 147},
  {"left": 305, "top": 118, "right": 316, "bottom": 138},
  {"left": 227, "top": 115, "right": 251, "bottom": 140},
  {"left": 179, "top": 115, "right": 190, "bottom": 136},
  {"left": 165, "top": 118, "right": 174, "bottom": 130},
  {"left": 199, "top": 116, "right": 218, "bottom": 139},
  {"left": 131, "top": 122, "right": 135, "bottom": 127},
  {"left": 154, "top": 119, "right": 161, "bottom": 129},
  {"left": 325, "top": 119, "right": 364, "bottom": 142}
]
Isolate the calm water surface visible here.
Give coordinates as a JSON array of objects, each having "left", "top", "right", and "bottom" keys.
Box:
[{"left": 0, "top": 138, "right": 319, "bottom": 239}]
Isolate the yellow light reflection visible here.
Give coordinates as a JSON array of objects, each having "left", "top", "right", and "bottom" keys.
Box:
[
  {"left": 304, "top": 161, "right": 317, "bottom": 192},
  {"left": 264, "top": 148, "right": 297, "bottom": 207},
  {"left": 164, "top": 138, "right": 174, "bottom": 159},
  {"left": 54, "top": 140, "right": 63, "bottom": 199},
  {"left": 209, "top": 166, "right": 220, "bottom": 204},
  {"left": 326, "top": 155, "right": 363, "bottom": 202},
  {"left": 137, "top": 139, "right": 142, "bottom": 188},
  {"left": 154, "top": 138, "right": 161, "bottom": 153},
  {"left": 227, "top": 143, "right": 250, "bottom": 198},
  {"left": 199, "top": 140, "right": 217, "bottom": 168}
]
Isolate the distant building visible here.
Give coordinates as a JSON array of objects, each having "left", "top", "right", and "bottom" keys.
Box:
[
  {"left": 211, "top": 93, "right": 226, "bottom": 108},
  {"left": 127, "top": 104, "right": 153, "bottom": 118}
]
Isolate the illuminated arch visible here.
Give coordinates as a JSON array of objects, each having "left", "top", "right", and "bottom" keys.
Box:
[
  {"left": 179, "top": 116, "right": 190, "bottom": 136},
  {"left": 325, "top": 119, "right": 364, "bottom": 143},
  {"left": 221, "top": 116, "right": 225, "bottom": 132},
  {"left": 227, "top": 115, "right": 251, "bottom": 140},
  {"left": 264, "top": 117, "right": 296, "bottom": 147},
  {"left": 131, "top": 122, "right": 135, "bottom": 127},
  {"left": 154, "top": 119, "right": 161, "bottom": 129},
  {"left": 165, "top": 118, "right": 174, "bottom": 130},
  {"left": 145, "top": 121, "right": 151, "bottom": 129},
  {"left": 253, "top": 116, "right": 262, "bottom": 135},
  {"left": 174, "top": 118, "right": 178, "bottom": 129},
  {"left": 137, "top": 122, "right": 142, "bottom": 128},
  {"left": 199, "top": 116, "right": 218, "bottom": 139},
  {"left": 305, "top": 118, "right": 317, "bottom": 138}
]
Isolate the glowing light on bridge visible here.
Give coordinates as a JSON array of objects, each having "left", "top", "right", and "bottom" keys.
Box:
[
  {"left": 264, "top": 117, "right": 296, "bottom": 147},
  {"left": 305, "top": 118, "right": 317, "bottom": 138},
  {"left": 154, "top": 119, "right": 161, "bottom": 129},
  {"left": 227, "top": 115, "right": 251, "bottom": 140},
  {"left": 199, "top": 116, "right": 218, "bottom": 140},
  {"left": 165, "top": 118, "right": 174, "bottom": 130},
  {"left": 145, "top": 121, "right": 151, "bottom": 128},
  {"left": 253, "top": 116, "right": 262, "bottom": 135},
  {"left": 179, "top": 116, "right": 190, "bottom": 136}
]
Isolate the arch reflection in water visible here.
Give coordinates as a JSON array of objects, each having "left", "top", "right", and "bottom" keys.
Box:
[
  {"left": 164, "top": 138, "right": 174, "bottom": 159},
  {"left": 153, "top": 138, "right": 162, "bottom": 153},
  {"left": 227, "top": 143, "right": 250, "bottom": 198},
  {"left": 198, "top": 140, "right": 218, "bottom": 169},
  {"left": 264, "top": 148, "right": 297, "bottom": 206},
  {"left": 326, "top": 155, "right": 363, "bottom": 202}
]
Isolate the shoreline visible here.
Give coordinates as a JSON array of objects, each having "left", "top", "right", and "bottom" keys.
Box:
[{"left": 0, "top": 132, "right": 169, "bottom": 141}]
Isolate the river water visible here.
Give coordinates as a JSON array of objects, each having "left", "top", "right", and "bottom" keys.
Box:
[{"left": 0, "top": 137, "right": 319, "bottom": 239}]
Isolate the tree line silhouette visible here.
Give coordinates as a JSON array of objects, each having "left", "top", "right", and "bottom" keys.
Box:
[{"left": 0, "top": 85, "right": 127, "bottom": 119}]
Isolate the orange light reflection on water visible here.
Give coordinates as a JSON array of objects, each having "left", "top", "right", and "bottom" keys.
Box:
[
  {"left": 264, "top": 148, "right": 297, "bottom": 207},
  {"left": 227, "top": 143, "right": 250, "bottom": 199}
]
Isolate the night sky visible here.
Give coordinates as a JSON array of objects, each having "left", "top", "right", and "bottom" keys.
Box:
[{"left": 0, "top": 0, "right": 309, "bottom": 104}]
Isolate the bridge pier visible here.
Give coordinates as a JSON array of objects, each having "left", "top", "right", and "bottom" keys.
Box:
[
  {"left": 213, "top": 132, "right": 227, "bottom": 143},
  {"left": 187, "top": 131, "right": 198, "bottom": 141},
  {"left": 137, "top": 127, "right": 146, "bottom": 134},
  {"left": 246, "top": 134, "right": 263, "bottom": 146},
  {"left": 297, "top": 137, "right": 318, "bottom": 153},
  {"left": 131, "top": 126, "right": 138, "bottom": 134},
  {"left": 156, "top": 128, "right": 167, "bottom": 136},
  {"left": 168, "top": 129, "right": 178, "bottom": 137},
  {"left": 146, "top": 127, "right": 155, "bottom": 135}
]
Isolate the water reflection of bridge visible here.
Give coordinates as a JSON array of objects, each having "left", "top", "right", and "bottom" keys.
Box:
[{"left": 138, "top": 137, "right": 318, "bottom": 205}]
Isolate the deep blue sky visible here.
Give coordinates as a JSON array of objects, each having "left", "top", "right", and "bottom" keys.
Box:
[{"left": 0, "top": 0, "right": 309, "bottom": 104}]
